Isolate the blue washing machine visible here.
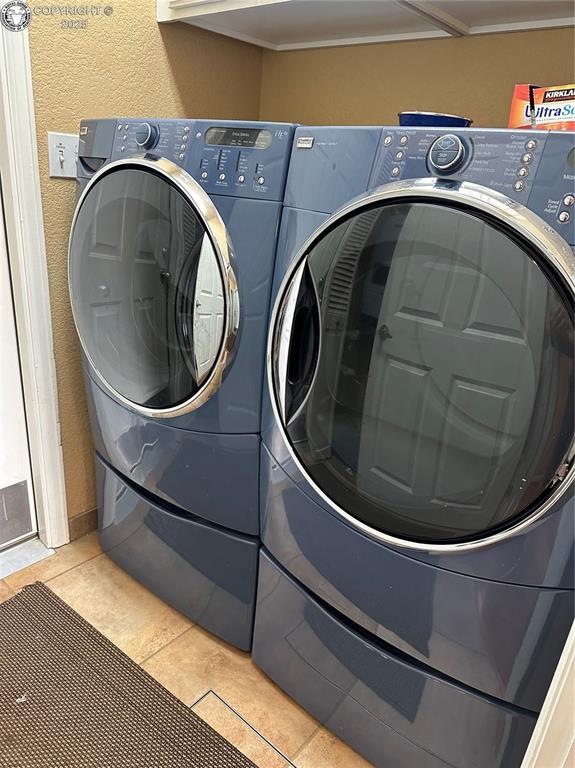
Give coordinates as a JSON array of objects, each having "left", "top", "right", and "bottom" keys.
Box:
[
  {"left": 69, "top": 118, "right": 294, "bottom": 650},
  {"left": 253, "top": 126, "right": 575, "bottom": 765}
]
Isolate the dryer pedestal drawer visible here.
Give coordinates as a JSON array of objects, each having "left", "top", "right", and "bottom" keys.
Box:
[
  {"left": 96, "top": 456, "right": 259, "bottom": 651},
  {"left": 253, "top": 551, "right": 535, "bottom": 768}
]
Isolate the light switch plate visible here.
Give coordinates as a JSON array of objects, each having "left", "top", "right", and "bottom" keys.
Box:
[{"left": 48, "top": 131, "right": 78, "bottom": 179}]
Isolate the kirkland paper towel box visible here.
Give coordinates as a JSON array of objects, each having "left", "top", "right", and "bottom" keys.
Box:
[{"left": 508, "top": 84, "right": 575, "bottom": 130}]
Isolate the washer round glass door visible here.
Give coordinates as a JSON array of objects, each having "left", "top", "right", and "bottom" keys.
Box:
[
  {"left": 270, "top": 179, "right": 575, "bottom": 549},
  {"left": 69, "top": 157, "right": 239, "bottom": 418}
]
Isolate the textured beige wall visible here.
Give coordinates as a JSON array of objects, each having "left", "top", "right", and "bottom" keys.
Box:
[
  {"left": 260, "top": 28, "right": 575, "bottom": 126},
  {"left": 28, "top": 5, "right": 263, "bottom": 526}
]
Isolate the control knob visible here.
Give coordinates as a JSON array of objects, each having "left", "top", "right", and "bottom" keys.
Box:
[
  {"left": 135, "top": 122, "right": 159, "bottom": 150},
  {"left": 428, "top": 134, "right": 466, "bottom": 174}
]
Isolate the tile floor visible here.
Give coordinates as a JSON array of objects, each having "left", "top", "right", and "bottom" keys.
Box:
[{"left": 0, "top": 532, "right": 371, "bottom": 768}]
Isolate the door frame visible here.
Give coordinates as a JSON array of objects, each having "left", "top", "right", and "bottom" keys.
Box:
[
  {"left": 0, "top": 27, "right": 68, "bottom": 548},
  {"left": 521, "top": 619, "right": 574, "bottom": 767}
]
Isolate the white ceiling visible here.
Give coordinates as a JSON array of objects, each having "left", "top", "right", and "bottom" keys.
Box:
[
  {"left": 184, "top": 2, "right": 441, "bottom": 47},
  {"left": 433, "top": 0, "right": 574, "bottom": 29},
  {"left": 157, "top": 0, "right": 575, "bottom": 50}
]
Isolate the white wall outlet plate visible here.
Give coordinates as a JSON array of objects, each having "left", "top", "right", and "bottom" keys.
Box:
[{"left": 47, "top": 132, "right": 78, "bottom": 179}]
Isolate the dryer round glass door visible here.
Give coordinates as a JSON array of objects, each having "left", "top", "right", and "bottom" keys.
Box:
[
  {"left": 69, "top": 157, "right": 239, "bottom": 418},
  {"left": 270, "top": 179, "right": 575, "bottom": 549}
]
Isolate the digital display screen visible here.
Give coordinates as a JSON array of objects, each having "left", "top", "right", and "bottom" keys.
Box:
[
  {"left": 567, "top": 147, "right": 575, "bottom": 170},
  {"left": 205, "top": 127, "right": 272, "bottom": 149}
]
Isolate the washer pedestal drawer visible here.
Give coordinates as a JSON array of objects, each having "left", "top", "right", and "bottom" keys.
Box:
[
  {"left": 87, "top": 374, "right": 260, "bottom": 535},
  {"left": 252, "top": 551, "right": 536, "bottom": 768},
  {"left": 96, "top": 455, "right": 259, "bottom": 651}
]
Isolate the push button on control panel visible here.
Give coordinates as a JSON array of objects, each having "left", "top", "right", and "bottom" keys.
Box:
[
  {"left": 436, "top": 135, "right": 458, "bottom": 150},
  {"left": 428, "top": 134, "right": 465, "bottom": 173}
]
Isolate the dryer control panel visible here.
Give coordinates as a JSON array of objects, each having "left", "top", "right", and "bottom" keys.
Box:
[
  {"left": 371, "top": 127, "right": 575, "bottom": 245},
  {"left": 77, "top": 118, "right": 295, "bottom": 202}
]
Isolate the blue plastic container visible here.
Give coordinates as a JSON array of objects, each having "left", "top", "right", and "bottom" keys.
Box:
[{"left": 398, "top": 111, "right": 473, "bottom": 127}]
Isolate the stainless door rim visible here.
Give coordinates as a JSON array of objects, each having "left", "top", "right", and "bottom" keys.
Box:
[
  {"left": 69, "top": 155, "right": 240, "bottom": 419},
  {"left": 267, "top": 177, "right": 575, "bottom": 553}
]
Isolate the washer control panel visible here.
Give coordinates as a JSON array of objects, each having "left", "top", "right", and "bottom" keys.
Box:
[
  {"left": 78, "top": 118, "right": 295, "bottom": 202},
  {"left": 110, "top": 119, "right": 192, "bottom": 164},
  {"left": 371, "top": 127, "right": 575, "bottom": 244}
]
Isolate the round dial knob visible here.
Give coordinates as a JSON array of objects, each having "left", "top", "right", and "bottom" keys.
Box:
[
  {"left": 135, "top": 122, "right": 159, "bottom": 150},
  {"left": 428, "top": 134, "right": 465, "bottom": 174}
]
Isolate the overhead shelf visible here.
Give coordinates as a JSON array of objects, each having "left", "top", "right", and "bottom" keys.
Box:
[{"left": 157, "top": 0, "right": 575, "bottom": 51}]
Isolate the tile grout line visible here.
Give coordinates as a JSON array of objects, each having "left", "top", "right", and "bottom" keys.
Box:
[
  {"left": 138, "top": 624, "right": 197, "bottom": 667},
  {"left": 290, "top": 722, "right": 322, "bottom": 763},
  {"left": 39, "top": 551, "right": 106, "bottom": 588},
  {"left": 49, "top": 545, "right": 104, "bottom": 568},
  {"left": 0, "top": 578, "right": 15, "bottom": 597},
  {"left": 189, "top": 687, "right": 213, "bottom": 709}
]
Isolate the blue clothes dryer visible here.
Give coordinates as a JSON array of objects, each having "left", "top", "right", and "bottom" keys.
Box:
[
  {"left": 253, "top": 126, "right": 575, "bottom": 765},
  {"left": 69, "top": 118, "right": 294, "bottom": 650}
]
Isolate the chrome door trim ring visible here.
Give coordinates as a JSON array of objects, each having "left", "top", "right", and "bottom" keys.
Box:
[
  {"left": 69, "top": 155, "right": 240, "bottom": 419},
  {"left": 267, "top": 177, "right": 575, "bottom": 553},
  {"left": 272, "top": 259, "right": 323, "bottom": 426}
]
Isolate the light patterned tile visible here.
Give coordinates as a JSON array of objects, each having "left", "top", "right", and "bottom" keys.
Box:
[
  {"left": 193, "top": 692, "right": 294, "bottom": 768},
  {"left": 295, "top": 728, "right": 373, "bottom": 768},
  {"left": 5, "top": 531, "right": 101, "bottom": 591},
  {"left": 143, "top": 626, "right": 318, "bottom": 758},
  {"left": 0, "top": 580, "right": 14, "bottom": 604},
  {"left": 48, "top": 553, "right": 191, "bottom": 662}
]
